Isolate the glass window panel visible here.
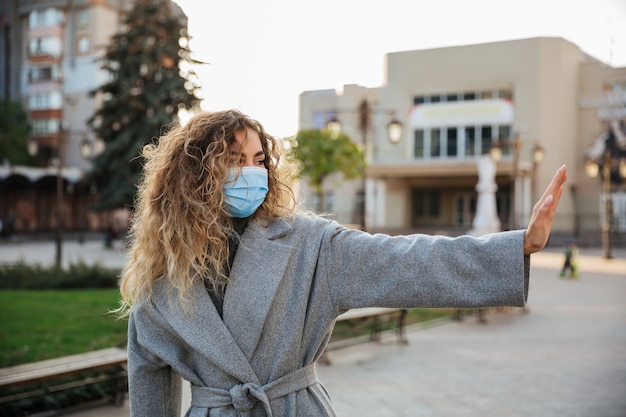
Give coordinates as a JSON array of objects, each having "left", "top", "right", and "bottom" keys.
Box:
[
  {"left": 412, "top": 190, "right": 440, "bottom": 218},
  {"left": 324, "top": 192, "right": 334, "bottom": 213},
  {"left": 447, "top": 127, "right": 457, "bottom": 157},
  {"left": 498, "top": 90, "right": 513, "bottom": 100},
  {"left": 414, "top": 129, "right": 424, "bottom": 158},
  {"left": 429, "top": 191, "right": 440, "bottom": 216},
  {"left": 463, "top": 92, "right": 477, "bottom": 101},
  {"left": 498, "top": 125, "right": 512, "bottom": 156},
  {"left": 481, "top": 126, "right": 492, "bottom": 155},
  {"left": 455, "top": 197, "right": 464, "bottom": 226},
  {"left": 465, "top": 127, "right": 476, "bottom": 157},
  {"left": 78, "top": 36, "right": 90, "bottom": 54},
  {"left": 431, "top": 128, "right": 441, "bottom": 158},
  {"left": 78, "top": 10, "right": 89, "bottom": 27}
]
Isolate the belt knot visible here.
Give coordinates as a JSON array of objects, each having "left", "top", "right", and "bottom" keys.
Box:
[{"left": 229, "top": 382, "right": 270, "bottom": 414}]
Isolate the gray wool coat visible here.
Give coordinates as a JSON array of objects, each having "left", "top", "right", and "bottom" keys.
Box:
[{"left": 127, "top": 214, "right": 530, "bottom": 417}]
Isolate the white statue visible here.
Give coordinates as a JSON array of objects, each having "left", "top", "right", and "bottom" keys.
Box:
[{"left": 469, "top": 155, "right": 501, "bottom": 236}]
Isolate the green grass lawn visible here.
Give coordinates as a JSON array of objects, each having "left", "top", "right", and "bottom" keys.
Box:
[
  {"left": 0, "top": 289, "right": 128, "bottom": 368},
  {"left": 0, "top": 289, "right": 452, "bottom": 368}
]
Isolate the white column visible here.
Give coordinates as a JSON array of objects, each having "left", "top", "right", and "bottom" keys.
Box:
[
  {"left": 372, "top": 179, "right": 386, "bottom": 228},
  {"left": 469, "top": 155, "right": 501, "bottom": 236},
  {"left": 365, "top": 178, "right": 376, "bottom": 231},
  {"left": 520, "top": 175, "right": 532, "bottom": 227}
]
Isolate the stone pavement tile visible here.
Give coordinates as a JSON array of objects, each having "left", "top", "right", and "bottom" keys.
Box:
[{"left": 320, "top": 266, "right": 626, "bottom": 417}]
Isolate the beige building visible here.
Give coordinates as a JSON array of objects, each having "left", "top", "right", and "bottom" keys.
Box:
[
  {"left": 0, "top": 0, "right": 135, "bottom": 234},
  {"left": 299, "top": 37, "right": 626, "bottom": 245}
]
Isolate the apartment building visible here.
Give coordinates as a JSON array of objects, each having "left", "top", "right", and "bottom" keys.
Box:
[
  {"left": 299, "top": 37, "right": 626, "bottom": 243},
  {"left": 0, "top": 0, "right": 138, "bottom": 233},
  {"left": 0, "top": 0, "right": 191, "bottom": 235}
]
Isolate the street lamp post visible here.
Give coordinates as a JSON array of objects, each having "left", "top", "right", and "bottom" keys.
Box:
[
  {"left": 54, "top": 132, "right": 64, "bottom": 268},
  {"left": 326, "top": 99, "right": 402, "bottom": 230},
  {"left": 27, "top": 127, "right": 93, "bottom": 268},
  {"left": 79, "top": 136, "right": 94, "bottom": 243},
  {"left": 585, "top": 149, "right": 626, "bottom": 259},
  {"left": 511, "top": 137, "right": 520, "bottom": 229},
  {"left": 27, "top": 134, "right": 64, "bottom": 268},
  {"left": 511, "top": 135, "right": 545, "bottom": 230}
]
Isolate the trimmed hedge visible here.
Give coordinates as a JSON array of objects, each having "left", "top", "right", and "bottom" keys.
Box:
[{"left": 0, "top": 261, "right": 121, "bottom": 289}]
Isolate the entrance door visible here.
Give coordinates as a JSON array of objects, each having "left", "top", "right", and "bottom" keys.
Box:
[{"left": 454, "top": 192, "right": 476, "bottom": 228}]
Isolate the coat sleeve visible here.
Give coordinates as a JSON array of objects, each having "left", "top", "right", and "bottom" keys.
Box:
[
  {"left": 318, "top": 225, "right": 530, "bottom": 312},
  {"left": 127, "top": 308, "right": 183, "bottom": 417}
]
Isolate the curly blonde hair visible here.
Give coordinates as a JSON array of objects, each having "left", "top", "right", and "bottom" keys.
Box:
[{"left": 117, "top": 109, "right": 297, "bottom": 316}]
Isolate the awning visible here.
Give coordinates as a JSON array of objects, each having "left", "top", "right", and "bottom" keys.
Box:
[
  {"left": 0, "top": 165, "right": 84, "bottom": 184},
  {"left": 410, "top": 99, "right": 515, "bottom": 128}
]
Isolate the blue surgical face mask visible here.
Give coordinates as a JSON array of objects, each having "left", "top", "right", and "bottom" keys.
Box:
[{"left": 223, "top": 166, "right": 269, "bottom": 218}]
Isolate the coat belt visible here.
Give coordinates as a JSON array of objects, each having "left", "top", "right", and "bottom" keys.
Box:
[{"left": 186, "top": 363, "right": 319, "bottom": 417}]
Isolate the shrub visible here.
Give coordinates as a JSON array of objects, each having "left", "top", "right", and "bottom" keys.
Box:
[{"left": 0, "top": 261, "right": 121, "bottom": 289}]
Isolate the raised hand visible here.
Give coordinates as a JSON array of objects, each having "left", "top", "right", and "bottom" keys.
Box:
[{"left": 523, "top": 165, "right": 567, "bottom": 254}]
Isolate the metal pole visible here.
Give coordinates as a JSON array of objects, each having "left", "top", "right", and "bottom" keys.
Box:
[
  {"left": 511, "top": 136, "right": 520, "bottom": 230},
  {"left": 55, "top": 133, "right": 64, "bottom": 268},
  {"left": 359, "top": 100, "right": 369, "bottom": 231},
  {"left": 602, "top": 156, "right": 612, "bottom": 259}
]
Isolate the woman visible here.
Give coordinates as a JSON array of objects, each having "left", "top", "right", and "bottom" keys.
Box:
[{"left": 119, "top": 109, "right": 566, "bottom": 416}]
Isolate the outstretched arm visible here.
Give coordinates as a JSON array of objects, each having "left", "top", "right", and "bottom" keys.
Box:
[{"left": 523, "top": 164, "right": 567, "bottom": 254}]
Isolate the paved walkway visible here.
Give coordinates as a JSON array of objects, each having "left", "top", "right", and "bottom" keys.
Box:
[{"left": 1, "top": 239, "right": 625, "bottom": 417}]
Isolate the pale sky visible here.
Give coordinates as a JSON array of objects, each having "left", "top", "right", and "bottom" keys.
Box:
[{"left": 173, "top": 0, "right": 626, "bottom": 139}]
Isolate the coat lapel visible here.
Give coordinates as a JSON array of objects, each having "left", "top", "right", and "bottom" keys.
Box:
[
  {"left": 151, "top": 278, "right": 260, "bottom": 384},
  {"left": 223, "top": 218, "right": 294, "bottom": 360}
]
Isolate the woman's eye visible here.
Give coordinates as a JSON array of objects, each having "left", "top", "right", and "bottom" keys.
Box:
[{"left": 255, "top": 159, "right": 266, "bottom": 166}]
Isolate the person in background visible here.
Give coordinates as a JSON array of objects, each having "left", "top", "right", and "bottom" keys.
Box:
[
  {"left": 560, "top": 239, "right": 579, "bottom": 278},
  {"left": 116, "top": 109, "right": 567, "bottom": 417}
]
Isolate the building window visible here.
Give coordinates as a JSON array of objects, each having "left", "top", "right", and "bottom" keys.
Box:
[
  {"left": 465, "top": 127, "right": 476, "bottom": 157},
  {"left": 28, "top": 92, "right": 63, "bottom": 110},
  {"left": 78, "top": 10, "right": 89, "bottom": 28},
  {"left": 412, "top": 190, "right": 441, "bottom": 218},
  {"left": 27, "top": 37, "right": 62, "bottom": 58},
  {"left": 414, "top": 129, "right": 424, "bottom": 158},
  {"left": 28, "top": 8, "right": 64, "bottom": 28},
  {"left": 430, "top": 128, "right": 441, "bottom": 158},
  {"left": 28, "top": 65, "right": 62, "bottom": 83},
  {"left": 313, "top": 110, "right": 336, "bottom": 130},
  {"left": 480, "top": 126, "right": 492, "bottom": 155},
  {"left": 454, "top": 193, "right": 476, "bottom": 227},
  {"left": 413, "top": 90, "right": 512, "bottom": 105},
  {"left": 77, "top": 35, "right": 91, "bottom": 55},
  {"left": 498, "top": 90, "right": 513, "bottom": 100},
  {"left": 497, "top": 125, "right": 512, "bottom": 155},
  {"left": 311, "top": 191, "right": 335, "bottom": 213},
  {"left": 463, "top": 92, "right": 477, "bottom": 101},
  {"left": 32, "top": 118, "right": 63, "bottom": 135},
  {"left": 446, "top": 127, "right": 458, "bottom": 157}
]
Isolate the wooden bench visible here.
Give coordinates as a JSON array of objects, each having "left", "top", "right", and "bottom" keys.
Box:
[
  {"left": 0, "top": 347, "right": 128, "bottom": 410},
  {"left": 321, "top": 307, "right": 408, "bottom": 364}
]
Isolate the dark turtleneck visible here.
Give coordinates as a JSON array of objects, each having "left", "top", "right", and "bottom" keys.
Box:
[{"left": 206, "top": 216, "right": 250, "bottom": 318}]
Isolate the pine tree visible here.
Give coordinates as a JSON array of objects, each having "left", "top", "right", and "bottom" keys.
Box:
[
  {"left": 0, "top": 99, "right": 34, "bottom": 166},
  {"left": 87, "top": 0, "right": 202, "bottom": 210}
]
